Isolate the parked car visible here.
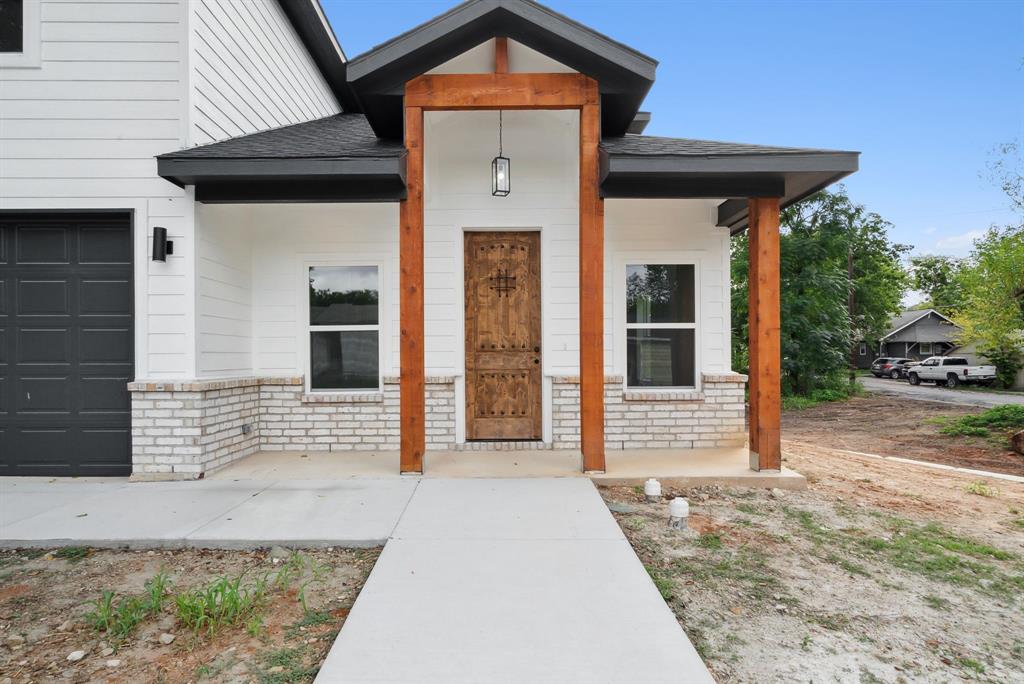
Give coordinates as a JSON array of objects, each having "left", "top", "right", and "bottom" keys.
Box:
[
  {"left": 906, "top": 356, "right": 997, "bottom": 388},
  {"left": 870, "top": 357, "right": 914, "bottom": 379}
]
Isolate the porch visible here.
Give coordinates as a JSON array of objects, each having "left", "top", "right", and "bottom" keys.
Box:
[
  {"left": 151, "top": 32, "right": 857, "bottom": 481},
  {"left": 205, "top": 447, "right": 807, "bottom": 489}
]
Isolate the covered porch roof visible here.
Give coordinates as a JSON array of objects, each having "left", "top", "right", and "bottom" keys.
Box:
[{"left": 157, "top": 112, "right": 858, "bottom": 229}]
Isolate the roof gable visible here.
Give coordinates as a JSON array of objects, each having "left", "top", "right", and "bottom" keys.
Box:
[{"left": 344, "top": 0, "right": 657, "bottom": 138}]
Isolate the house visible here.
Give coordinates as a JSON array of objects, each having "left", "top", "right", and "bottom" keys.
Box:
[
  {"left": 856, "top": 308, "right": 961, "bottom": 368},
  {"left": 0, "top": 0, "right": 858, "bottom": 479}
]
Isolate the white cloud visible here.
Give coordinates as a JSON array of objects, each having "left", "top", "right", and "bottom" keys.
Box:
[
  {"left": 926, "top": 228, "right": 986, "bottom": 255},
  {"left": 924, "top": 226, "right": 937, "bottom": 235}
]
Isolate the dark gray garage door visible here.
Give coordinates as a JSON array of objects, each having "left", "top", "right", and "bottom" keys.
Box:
[{"left": 0, "top": 213, "right": 134, "bottom": 476}]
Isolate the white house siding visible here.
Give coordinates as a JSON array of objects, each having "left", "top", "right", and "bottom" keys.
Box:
[
  {"left": 195, "top": 208, "right": 253, "bottom": 376},
  {"left": 188, "top": 0, "right": 339, "bottom": 146},
  {"left": 0, "top": 0, "right": 194, "bottom": 380}
]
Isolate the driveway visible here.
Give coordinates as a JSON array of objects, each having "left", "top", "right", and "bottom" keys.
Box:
[{"left": 859, "top": 376, "right": 1024, "bottom": 408}]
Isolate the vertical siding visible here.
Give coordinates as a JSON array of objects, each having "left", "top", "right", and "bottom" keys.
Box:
[
  {"left": 0, "top": 0, "right": 194, "bottom": 379},
  {"left": 189, "top": 0, "right": 339, "bottom": 145}
]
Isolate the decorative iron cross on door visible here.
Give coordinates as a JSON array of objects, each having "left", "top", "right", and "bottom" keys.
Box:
[{"left": 489, "top": 268, "right": 517, "bottom": 296}]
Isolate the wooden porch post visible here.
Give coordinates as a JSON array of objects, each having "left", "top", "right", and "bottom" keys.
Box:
[
  {"left": 747, "top": 197, "right": 781, "bottom": 471},
  {"left": 579, "top": 100, "right": 605, "bottom": 472},
  {"left": 400, "top": 104, "right": 425, "bottom": 473}
]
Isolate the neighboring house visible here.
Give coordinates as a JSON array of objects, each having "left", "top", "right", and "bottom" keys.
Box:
[
  {"left": 958, "top": 340, "right": 1024, "bottom": 390},
  {"left": 0, "top": 0, "right": 858, "bottom": 479},
  {"left": 856, "top": 309, "right": 961, "bottom": 368}
]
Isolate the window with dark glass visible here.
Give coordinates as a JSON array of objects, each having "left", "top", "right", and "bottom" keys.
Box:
[
  {"left": 626, "top": 264, "right": 696, "bottom": 387},
  {"left": 308, "top": 266, "right": 379, "bottom": 390},
  {"left": 0, "top": 0, "right": 23, "bottom": 53}
]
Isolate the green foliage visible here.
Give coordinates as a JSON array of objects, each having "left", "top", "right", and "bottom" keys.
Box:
[
  {"left": 936, "top": 404, "right": 1024, "bottom": 441},
  {"left": 175, "top": 573, "right": 268, "bottom": 636},
  {"left": 645, "top": 565, "right": 675, "bottom": 601},
  {"left": 85, "top": 569, "right": 172, "bottom": 642},
  {"left": 732, "top": 187, "right": 910, "bottom": 395},
  {"left": 909, "top": 255, "right": 965, "bottom": 312},
  {"left": 951, "top": 224, "right": 1024, "bottom": 388},
  {"left": 86, "top": 591, "right": 149, "bottom": 641},
  {"left": 696, "top": 533, "right": 723, "bottom": 550},
  {"left": 964, "top": 481, "right": 999, "bottom": 498},
  {"left": 54, "top": 546, "right": 90, "bottom": 563},
  {"left": 782, "top": 383, "right": 864, "bottom": 411}
]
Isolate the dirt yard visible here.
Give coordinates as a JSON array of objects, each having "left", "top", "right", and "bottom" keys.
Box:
[
  {"left": 602, "top": 438, "right": 1024, "bottom": 682},
  {"left": 0, "top": 547, "right": 378, "bottom": 684},
  {"left": 783, "top": 394, "right": 1024, "bottom": 476}
]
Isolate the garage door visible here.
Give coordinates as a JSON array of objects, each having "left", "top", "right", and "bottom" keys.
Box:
[{"left": 0, "top": 213, "right": 134, "bottom": 476}]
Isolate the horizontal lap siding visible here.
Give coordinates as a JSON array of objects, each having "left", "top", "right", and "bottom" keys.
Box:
[
  {"left": 196, "top": 210, "right": 253, "bottom": 377},
  {"left": 0, "top": 0, "right": 192, "bottom": 379},
  {"left": 190, "top": 0, "right": 338, "bottom": 145}
]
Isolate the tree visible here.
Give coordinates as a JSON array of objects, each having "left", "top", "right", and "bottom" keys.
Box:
[
  {"left": 732, "top": 187, "right": 910, "bottom": 395},
  {"left": 951, "top": 225, "right": 1024, "bottom": 388},
  {"left": 909, "top": 254, "right": 965, "bottom": 313}
]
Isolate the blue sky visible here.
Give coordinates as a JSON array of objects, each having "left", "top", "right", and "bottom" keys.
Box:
[{"left": 322, "top": 0, "right": 1023, "bottom": 258}]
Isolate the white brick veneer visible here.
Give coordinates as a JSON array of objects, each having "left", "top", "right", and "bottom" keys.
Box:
[
  {"left": 128, "top": 372, "right": 746, "bottom": 478},
  {"left": 551, "top": 373, "right": 747, "bottom": 450},
  {"left": 128, "top": 376, "right": 456, "bottom": 479}
]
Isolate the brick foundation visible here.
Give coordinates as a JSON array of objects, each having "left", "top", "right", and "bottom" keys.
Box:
[
  {"left": 551, "top": 373, "right": 747, "bottom": 450},
  {"left": 128, "top": 376, "right": 456, "bottom": 480},
  {"left": 129, "top": 372, "right": 746, "bottom": 479}
]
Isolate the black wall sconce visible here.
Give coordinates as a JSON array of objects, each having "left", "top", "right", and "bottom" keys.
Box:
[{"left": 152, "top": 226, "right": 174, "bottom": 262}]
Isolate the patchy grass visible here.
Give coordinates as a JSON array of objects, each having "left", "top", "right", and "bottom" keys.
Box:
[
  {"left": 783, "top": 385, "right": 864, "bottom": 412},
  {"left": 965, "top": 480, "right": 1000, "bottom": 498},
  {"left": 931, "top": 404, "right": 1024, "bottom": 443},
  {"left": 922, "top": 594, "right": 950, "bottom": 611},
  {"left": 54, "top": 546, "right": 90, "bottom": 563}
]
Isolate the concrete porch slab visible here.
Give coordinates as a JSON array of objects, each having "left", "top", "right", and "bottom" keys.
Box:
[{"left": 209, "top": 447, "right": 806, "bottom": 489}]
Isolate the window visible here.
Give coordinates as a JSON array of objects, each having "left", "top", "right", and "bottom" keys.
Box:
[
  {"left": 859, "top": 343, "right": 867, "bottom": 356},
  {"left": 308, "top": 265, "right": 380, "bottom": 391},
  {"left": 625, "top": 264, "right": 696, "bottom": 388},
  {"left": 920, "top": 342, "right": 933, "bottom": 355},
  {"left": 0, "top": 0, "right": 23, "bottom": 53}
]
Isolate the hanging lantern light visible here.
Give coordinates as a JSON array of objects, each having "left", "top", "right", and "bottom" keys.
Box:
[{"left": 491, "top": 110, "right": 510, "bottom": 196}]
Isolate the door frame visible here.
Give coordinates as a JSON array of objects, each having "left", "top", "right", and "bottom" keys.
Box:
[{"left": 456, "top": 226, "right": 549, "bottom": 444}]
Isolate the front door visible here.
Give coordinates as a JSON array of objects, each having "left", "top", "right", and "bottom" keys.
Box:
[{"left": 464, "top": 231, "right": 541, "bottom": 440}]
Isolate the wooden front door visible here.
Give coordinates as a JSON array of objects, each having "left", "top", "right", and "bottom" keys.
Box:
[{"left": 465, "top": 231, "right": 542, "bottom": 440}]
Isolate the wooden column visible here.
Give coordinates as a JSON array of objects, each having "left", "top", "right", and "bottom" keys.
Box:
[
  {"left": 400, "top": 105, "right": 425, "bottom": 473},
  {"left": 579, "top": 101, "right": 605, "bottom": 472},
  {"left": 747, "top": 197, "right": 781, "bottom": 471}
]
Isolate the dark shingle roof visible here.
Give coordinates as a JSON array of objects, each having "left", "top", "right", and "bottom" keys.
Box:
[
  {"left": 601, "top": 133, "right": 848, "bottom": 157},
  {"left": 159, "top": 114, "right": 404, "bottom": 160}
]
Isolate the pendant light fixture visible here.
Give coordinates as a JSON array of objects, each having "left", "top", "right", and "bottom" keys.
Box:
[{"left": 491, "top": 110, "right": 510, "bottom": 196}]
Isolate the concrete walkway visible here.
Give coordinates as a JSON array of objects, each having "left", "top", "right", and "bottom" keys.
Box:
[
  {"left": 0, "top": 477, "right": 417, "bottom": 548},
  {"left": 316, "top": 478, "right": 713, "bottom": 684},
  {"left": 2, "top": 476, "right": 714, "bottom": 682},
  {"left": 860, "top": 376, "right": 1024, "bottom": 408}
]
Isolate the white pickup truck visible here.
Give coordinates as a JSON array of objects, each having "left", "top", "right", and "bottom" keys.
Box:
[{"left": 905, "top": 356, "right": 997, "bottom": 388}]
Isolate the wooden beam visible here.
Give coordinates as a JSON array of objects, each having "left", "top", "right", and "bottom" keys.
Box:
[
  {"left": 400, "top": 105, "right": 425, "bottom": 473},
  {"left": 580, "top": 102, "right": 605, "bottom": 472},
  {"left": 494, "top": 36, "right": 508, "bottom": 74},
  {"left": 748, "top": 197, "right": 781, "bottom": 471},
  {"left": 405, "top": 73, "right": 598, "bottom": 110}
]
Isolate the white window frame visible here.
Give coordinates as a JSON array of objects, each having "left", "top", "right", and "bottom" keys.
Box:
[
  {"left": 859, "top": 343, "right": 867, "bottom": 356},
  {"left": 303, "top": 261, "right": 385, "bottom": 394},
  {"left": 617, "top": 256, "right": 701, "bottom": 391},
  {"left": 919, "top": 342, "right": 933, "bottom": 355},
  {"left": 0, "top": 0, "right": 41, "bottom": 69}
]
